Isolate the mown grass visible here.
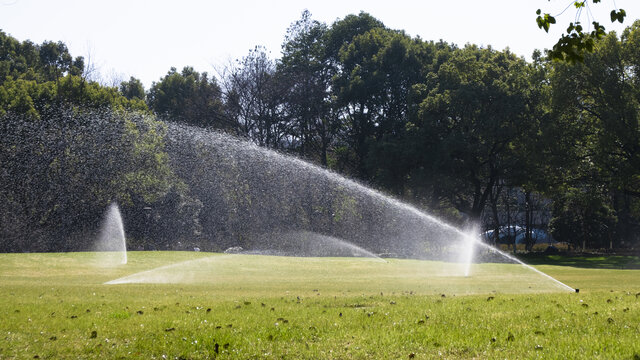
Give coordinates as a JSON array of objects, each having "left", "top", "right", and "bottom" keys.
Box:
[
  {"left": 519, "top": 253, "right": 640, "bottom": 269},
  {"left": 1, "top": 252, "right": 639, "bottom": 359}
]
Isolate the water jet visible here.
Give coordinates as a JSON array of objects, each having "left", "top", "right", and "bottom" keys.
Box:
[{"left": 94, "top": 202, "right": 127, "bottom": 266}]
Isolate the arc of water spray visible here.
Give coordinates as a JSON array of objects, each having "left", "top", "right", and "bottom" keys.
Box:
[
  {"left": 168, "top": 126, "right": 576, "bottom": 292},
  {"left": 285, "top": 155, "right": 575, "bottom": 292}
]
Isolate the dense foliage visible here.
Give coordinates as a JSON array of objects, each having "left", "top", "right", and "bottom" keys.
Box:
[
  {"left": 1, "top": 14, "right": 639, "bottom": 252},
  {"left": 0, "top": 31, "right": 197, "bottom": 252}
]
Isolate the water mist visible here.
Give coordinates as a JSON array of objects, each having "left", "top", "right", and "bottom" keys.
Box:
[{"left": 95, "top": 202, "right": 127, "bottom": 266}]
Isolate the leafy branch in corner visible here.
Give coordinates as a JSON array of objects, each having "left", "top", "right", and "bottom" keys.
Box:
[{"left": 536, "top": 1, "right": 626, "bottom": 62}]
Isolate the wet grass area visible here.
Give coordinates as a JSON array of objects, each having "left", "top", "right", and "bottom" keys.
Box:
[{"left": 1, "top": 252, "right": 639, "bottom": 359}]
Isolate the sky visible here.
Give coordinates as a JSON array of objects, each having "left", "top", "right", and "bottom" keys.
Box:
[{"left": 1, "top": 0, "right": 639, "bottom": 88}]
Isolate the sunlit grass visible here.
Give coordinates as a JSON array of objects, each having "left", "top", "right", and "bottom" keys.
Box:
[{"left": 1, "top": 252, "right": 639, "bottom": 359}]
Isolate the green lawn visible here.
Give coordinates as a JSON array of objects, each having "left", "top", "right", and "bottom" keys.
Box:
[
  {"left": 519, "top": 253, "right": 640, "bottom": 269},
  {"left": 1, "top": 252, "right": 639, "bottom": 359}
]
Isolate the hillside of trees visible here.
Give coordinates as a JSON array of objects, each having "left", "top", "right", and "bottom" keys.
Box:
[{"left": 1, "top": 11, "right": 639, "bottom": 253}]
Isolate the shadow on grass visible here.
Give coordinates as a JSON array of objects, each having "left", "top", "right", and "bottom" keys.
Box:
[{"left": 518, "top": 254, "right": 640, "bottom": 269}]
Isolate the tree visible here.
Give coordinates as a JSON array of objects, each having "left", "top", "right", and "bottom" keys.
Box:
[
  {"left": 1, "top": 31, "right": 82, "bottom": 84},
  {"left": 38, "top": 40, "right": 84, "bottom": 81},
  {"left": 332, "top": 26, "right": 431, "bottom": 178},
  {"left": 324, "top": 12, "right": 385, "bottom": 67},
  {"left": 278, "top": 10, "right": 334, "bottom": 165},
  {"left": 507, "top": 50, "right": 557, "bottom": 251},
  {"left": 547, "top": 21, "right": 640, "bottom": 247},
  {"left": 0, "top": 33, "right": 193, "bottom": 252},
  {"left": 412, "top": 46, "right": 532, "bottom": 222},
  {"left": 120, "top": 76, "right": 145, "bottom": 101},
  {"left": 549, "top": 187, "right": 617, "bottom": 251},
  {"left": 0, "top": 30, "right": 26, "bottom": 82},
  {"left": 0, "top": 108, "right": 181, "bottom": 252},
  {"left": 148, "top": 66, "right": 229, "bottom": 129},
  {"left": 220, "top": 46, "right": 288, "bottom": 147},
  {"left": 0, "top": 32, "right": 145, "bottom": 116}
]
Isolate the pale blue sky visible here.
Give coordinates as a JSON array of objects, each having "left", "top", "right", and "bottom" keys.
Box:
[{"left": 1, "top": 0, "right": 638, "bottom": 87}]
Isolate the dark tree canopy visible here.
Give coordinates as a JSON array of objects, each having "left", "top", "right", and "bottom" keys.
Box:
[
  {"left": 120, "top": 76, "right": 146, "bottom": 101},
  {"left": 148, "top": 66, "right": 229, "bottom": 129}
]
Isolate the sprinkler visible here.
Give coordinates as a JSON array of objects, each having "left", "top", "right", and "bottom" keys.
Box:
[{"left": 575, "top": 288, "right": 580, "bottom": 293}]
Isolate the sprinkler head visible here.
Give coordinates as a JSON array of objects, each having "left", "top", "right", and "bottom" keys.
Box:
[{"left": 575, "top": 288, "right": 579, "bottom": 293}]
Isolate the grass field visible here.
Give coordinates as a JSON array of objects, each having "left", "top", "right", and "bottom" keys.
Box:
[{"left": 1, "top": 251, "right": 639, "bottom": 359}]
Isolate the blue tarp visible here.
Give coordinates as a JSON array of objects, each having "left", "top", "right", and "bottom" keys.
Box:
[{"left": 481, "top": 226, "right": 555, "bottom": 244}]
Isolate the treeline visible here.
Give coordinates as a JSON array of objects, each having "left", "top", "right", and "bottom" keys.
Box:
[
  {"left": 0, "top": 31, "right": 195, "bottom": 251},
  {"left": 1, "top": 11, "right": 639, "bottom": 252}
]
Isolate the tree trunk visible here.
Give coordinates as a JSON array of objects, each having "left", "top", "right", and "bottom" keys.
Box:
[
  {"left": 582, "top": 211, "right": 587, "bottom": 252},
  {"left": 505, "top": 187, "right": 515, "bottom": 254},
  {"left": 524, "top": 191, "right": 532, "bottom": 252},
  {"left": 489, "top": 182, "right": 503, "bottom": 246}
]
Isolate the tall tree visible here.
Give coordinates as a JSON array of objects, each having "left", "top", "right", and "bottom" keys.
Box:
[
  {"left": 548, "top": 21, "right": 640, "bottom": 247},
  {"left": 38, "top": 41, "right": 83, "bottom": 81},
  {"left": 221, "top": 46, "right": 288, "bottom": 147},
  {"left": 278, "top": 10, "right": 334, "bottom": 165},
  {"left": 324, "top": 12, "right": 385, "bottom": 67},
  {"left": 413, "top": 46, "right": 532, "bottom": 222},
  {"left": 332, "top": 27, "right": 430, "bottom": 178}
]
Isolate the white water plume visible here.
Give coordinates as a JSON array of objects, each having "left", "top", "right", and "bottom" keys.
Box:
[
  {"left": 94, "top": 202, "right": 127, "bottom": 266},
  {"left": 462, "top": 231, "right": 476, "bottom": 277}
]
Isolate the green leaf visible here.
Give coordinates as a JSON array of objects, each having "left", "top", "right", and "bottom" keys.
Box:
[
  {"left": 609, "top": 9, "right": 626, "bottom": 23},
  {"left": 591, "top": 22, "right": 606, "bottom": 38},
  {"left": 536, "top": 13, "right": 555, "bottom": 32},
  {"left": 536, "top": 16, "right": 545, "bottom": 31}
]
